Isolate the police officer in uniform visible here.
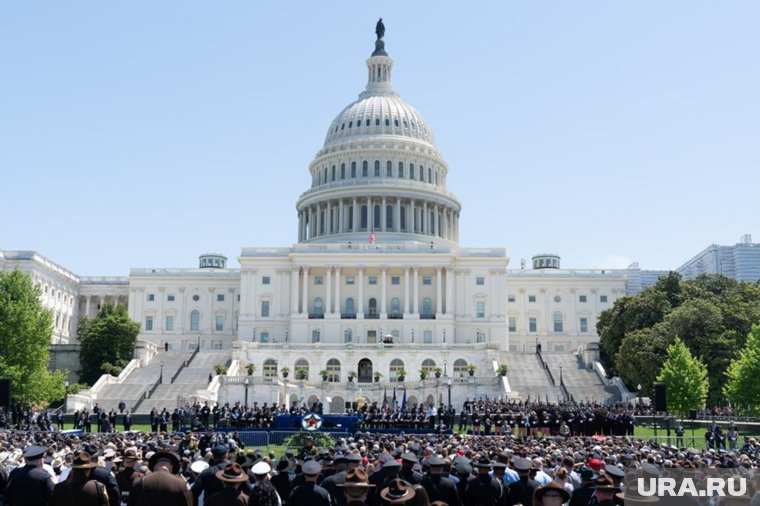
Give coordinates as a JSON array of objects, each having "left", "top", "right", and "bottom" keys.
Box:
[
  {"left": 4, "top": 445, "right": 55, "bottom": 506},
  {"left": 399, "top": 452, "right": 423, "bottom": 485},
  {"left": 288, "top": 460, "right": 331, "bottom": 506},
  {"left": 464, "top": 456, "right": 502, "bottom": 506},
  {"left": 191, "top": 444, "right": 230, "bottom": 506},
  {"left": 420, "top": 455, "right": 461, "bottom": 506}
]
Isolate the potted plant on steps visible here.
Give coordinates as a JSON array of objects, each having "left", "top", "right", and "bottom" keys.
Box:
[
  {"left": 433, "top": 367, "right": 442, "bottom": 379},
  {"left": 347, "top": 370, "right": 356, "bottom": 382},
  {"left": 466, "top": 364, "right": 476, "bottom": 376},
  {"left": 319, "top": 369, "right": 329, "bottom": 381},
  {"left": 397, "top": 369, "right": 407, "bottom": 382},
  {"left": 214, "top": 363, "right": 227, "bottom": 376},
  {"left": 498, "top": 364, "right": 508, "bottom": 376},
  {"left": 246, "top": 363, "right": 256, "bottom": 375},
  {"left": 374, "top": 371, "right": 383, "bottom": 383},
  {"left": 296, "top": 369, "right": 307, "bottom": 381},
  {"left": 280, "top": 366, "right": 290, "bottom": 379},
  {"left": 419, "top": 369, "right": 428, "bottom": 380}
]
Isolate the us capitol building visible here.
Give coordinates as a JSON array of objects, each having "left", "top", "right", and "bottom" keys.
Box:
[{"left": 3, "top": 25, "right": 708, "bottom": 413}]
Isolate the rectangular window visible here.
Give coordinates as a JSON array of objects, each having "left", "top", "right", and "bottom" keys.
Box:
[
  {"left": 369, "top": 276, "right": 377, "bottom": 285},
  {"left": 261, "top": 301, "right": 270, "bottom": 317},
  {"left": 422, "top": 276, "right": 432, "bottom": 285},
  {"left": 423, "top": 330, "right": 432, "bottom": 344},
  {"left": 237, "top": 294, "right": 240, "bottom": 301},
  {"left": 580, "top": 317, "right": 588, "bottom": 333},
  {"left": 167, "top": 294, "right": 175, "bottom": 302},
  {"left": 508, "top": 317, "right": 517, "bottom": 332},
  {"left": 262, "top": 276, "right": 271, "bottom": 285},
  {"left": 600, "top": 295, "right": 608, "bottom": 303},
  {"left": 165, "top": 315, "right": 174, "bottom": 331},
  {"left": 260, "top": 332, "right": 269, "bottom": 343},
  {"left": 476, "top": 277, "right": 485, "bottom": 285},
  {"left": 528, "top": 295, "right": 536, "bottom": 303},
  {"left": 145, "top": 316, "right": 153, "bottom": 331},
  {"left": 345, "top": 276, "right": 355, "bottom": 285},
  {"left": 579, "top": 295, "right": 587, "bottom": 303},
  {"left": 391, "top": 276, "right": 400, "bottom": 285},
  {"left": 314, "top": 276, "right": 323, "bottom": 285},
  {"left": 508, "top": 295, "right": 516, "bottom": 303},
  {"left": 147, "top": 294, "right": 155, "bottom": 302},
  {"left": 529, "top": 317, "right": 537, "bottom": 332},
  {"left": 217, "top": 294, "right": 225, "bottom": 302},
  {"left": 476, "top": 301, "right": 485, "bottom": 318},
  {"left": 215, "top": 316, "right": 224, "bottom": 331}
]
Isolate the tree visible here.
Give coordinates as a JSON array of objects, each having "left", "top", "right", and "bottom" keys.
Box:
[
  {"left": 724, "top": 325, "right": 760, "bottom": 416},
  {"left": 656, "top": 336, "right": 708, "bottom": 416},
  {"left": 78, "top": 303, "right": 140, "bottom": 385},
  {"left": 614, "top": 326, "right": 670, "bottom": 397},
  {"left": 0, "top": 269, "right": 66, "bottom": 404}
]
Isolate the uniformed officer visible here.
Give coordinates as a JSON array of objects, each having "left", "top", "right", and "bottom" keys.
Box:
[
  {"left": 4, "top": 445, "right": 55, "bottom": 506},
  {"left": 336, "top": 468, "right": 376, "bottom": 506},
  {"left": 191, "top": 444, "right": 231, "bottom": 506},
  {"left": 464, "top": 456, "right": 502, "bottom": 506},
  {"left": 399, "top": 452, "right": 423, "bottom": 485},
  {"left": 420, "top": 455, "right": 461, "bottom": 506},
  {"left": 321, "top": 453, "right": 362, "bottom": 506},
  {"left": 204, "top": 463, "right": 249, "bottom": 506},
  {"left": 288, "top": 460, "right": 331, "bottom": 506}
]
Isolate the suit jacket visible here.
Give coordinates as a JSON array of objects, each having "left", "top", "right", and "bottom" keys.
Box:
[
  {"left": 49, "top": 478, "right": 106, "bottom": 506},
  {"left": 129, "top": 471, "right": 193, "bottom": 506},
  {"left": 4, "top": 464, "right": 55, "bottom": 506},
  {"left": 204, "top": 487, "right": 249, "bottom": 506},
  {"left": 421, "top": 474, "right": 462, "bottom": 506}
]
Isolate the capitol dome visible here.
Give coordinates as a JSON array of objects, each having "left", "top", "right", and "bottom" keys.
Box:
[{"left": 295, "top": 23, "right": 460, "bottom": 246}]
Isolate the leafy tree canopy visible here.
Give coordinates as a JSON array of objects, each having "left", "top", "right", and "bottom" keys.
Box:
[
  {"left": 78, "top": 303, "right": 140, "bottom": 385},
  {"left": 656, "top": 336, "right": 709, "bottom": 415},
  {"left": 724, "top": 325, "right": 760, "bottom": 416}
]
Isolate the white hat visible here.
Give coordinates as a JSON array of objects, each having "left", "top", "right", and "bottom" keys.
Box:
[
  {"left": 251, "top": 461, "right": 271, "bottom": 475},
  {"left": 190, "top": 460, "right": 209, "bottom": 474}
]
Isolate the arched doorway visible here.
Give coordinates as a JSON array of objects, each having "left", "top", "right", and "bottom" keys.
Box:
[
  {"left": 358, "top": 358, "right": 373, "bottom": 383},
  {"left": 329, "top": 396, "right": 345, "bottom": 414}
]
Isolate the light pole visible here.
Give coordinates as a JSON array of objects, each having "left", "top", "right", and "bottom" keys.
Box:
[
  {"left": 443, "top": 359, "right": 448, "bottom": 377},
  {"left": 252, "top": 329, "right": 256, "bottom": 342},
  {"left": 64, "top": 380, "right": 69, "bottom": 412},
  {"left": 476, "top": 328, "right": 480, "bottom": 343},
  {"left": 447, "top": 378, "right": 452, "bottom": 410},
  {"left": 316, "top": 329, "right": 320, "bottom": 343},
  {"left": 637, "top": 384, "right": 642, "bottom": 407},
  {"left": 285, "top": 330, "right": 289, "bottom": 342},
  {"left": 197, "top": 335, "right": 201, "bottom": 351},
  {"left": 160, "top": 361, "right": 164, "bottom": 384},
  {"left": 244, "top": 377, "right": 250, "bottom": 408},
  {"left": 411, "top": 329, "right": 414, "bottom": 343},
  {"left": 443, "top": 329, "right": 446, "bottom": 343},
  {"left": 559, "top": 364, "right": 563, "bottom": 385}
]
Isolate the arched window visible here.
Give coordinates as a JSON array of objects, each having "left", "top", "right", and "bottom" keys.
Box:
[
  {"left": 419, "top": 165, "right": 424, "bottom": 181},
  {"left": 554, "top": 311, "right": 563, "bottom": 332},
  {"left": 190, "top": 310, "right": 200, "bottom": 331},
  {"left": 362, "top": 161, "right": 368, "bottom": 177},
  {"left": 387, "top": 161, "right": 392, "bottom": 177},
  {"left": 340, "top": 163, "right": 345, "bottom": 179},
  {"left": 263, "top": 359, "right": 277, "bottom": 377},
  {"left": 409, "top": 163, "right": 414, "bottom": 179},
  {"left": 400, "top": 207, "right": 406, "bottom": 231},
  {"left": 374, "top": 160, "right": 380, "bottom": 177},
  {"left": 375, "top": 118, "right": 380, "bottom": 126},
  {"left": 331, "top": 166, "right": 336, "bottom": 181},
  {"left": 366, "top": 118, "right": 370, "bottom": 126},
  {"left": 351, "top": 161, "right": 356, "bottom": 178},
  {"left": 422, "top": 298, "right": 432, "bottom": 315},
  {"left": 373, "top": 205, "right": 381, "bottom": 229},
  {"left": 390, "top": 297, "right": 401, "bottom": 314},
  {"left": 368, "top": 298, "right": 377, "bottom": 316},
  {"left": 385, "top": 118, "right": 390, "bottom": 126},
  {"left": 390, "top": 359, "right": 405, "bottom": 380},
  {"left": 327, "top": 358, "right": 341, "bottom": 382},
  {"left": 361, "top": 205, "right": 368, "bottom": 230},
  {"left": 312, "top": 329, "right": 321, "bottom": 342},
  {"left": 398, "top": 162, "right": 404, "bottom": 178},
  {"left": 344, "top": 329, "right": 353, "bottom": 343},
  {"left": 421, "top": 359, "right": 436, "bottom": 375},
  {"left": 313, "top": 297, "right": 323, "bottom": 315},
  {"left": 295, "top": 359, "right": 309, "bottom": 380},
  {"left": 394, "top": 118, "right": 399, "bottom": 127},
  {"left": 428, "top": 167, "right": 432, "bottom": 182},
  {"left": 454, "top": 359, "right": 468, "bottom": 377},
  {"left": 386, "top": 206, "right": 393, "bottom": 229},
  {"left": 345, "top": 297, "right": 355, "bottom": 316}
]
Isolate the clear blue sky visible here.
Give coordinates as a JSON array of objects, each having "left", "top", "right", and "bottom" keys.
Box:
[{"left": 2, "top": 2, "right": 758, "bottom": 276}]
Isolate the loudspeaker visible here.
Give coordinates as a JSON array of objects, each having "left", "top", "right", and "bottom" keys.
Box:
[
  {"left": 654, "top": 383, "right": 667, "bottom": 412},
  {"left": 689, "top": 409, "right": 697, "bottom": 420},
  {"left": 345, "top": 401, "right": 351, "bottom": 410},
  {"left": 0, "top": 379, "right": 11, "bottom": 409}
]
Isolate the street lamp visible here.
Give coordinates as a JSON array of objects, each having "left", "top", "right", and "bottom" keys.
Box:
[
  {"left": 160, "top": 361, "right": 164, "bottom": 384},
  {"left": 64, "top": 380, "right": 70, "bottom": 413},
  {"left": 637, "top": 384, "right": 642, "bottom": 407},
  {"left": 411, "top": 329, "right": 415, "bottom": 343},
  {"left": 285, "top": 330, "right": 289, "bottom": 342},
  {"left": 443, "top": 329, "right": 446, "bottom": 343},
  {"left": 252, "top": 329, "right": 256, "bottom": 342},
  {"left": 447, "top": 378, "right": 452, "bottom": 410},
  {"left": 443, "top": 359, "right": 448, "bottom": 377},
  {"left": 559, "top": 363, "right": 563, "bottom": 385},
  {"left": 197, "top": 335, "right": 201, "bottom": 351},
  {"left": 476, "top": 328, "right": 481, "bottom": 343},
  {"left": 244, "top": 377, "right": 250, "bottom": 408}
]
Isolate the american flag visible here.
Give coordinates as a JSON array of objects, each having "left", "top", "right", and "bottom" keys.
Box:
[{"left": 368, "top": 230, "right": 376, "bottom": 244}]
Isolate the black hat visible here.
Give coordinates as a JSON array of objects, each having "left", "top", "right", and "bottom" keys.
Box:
[
  {"left": 474, "top": 456, "right": 492, "bottom": 469},
  {"left": 333, "top": 455, "right": 349, "bottom": 465},
  {"left": 492, "top": 461, "right": 507, "bottom": 470},
  {"left": 579, "top": 465, "right": 597, "bottom": 481},
  {"left": 512, "top": 457, "right": 532, "bottom": 472},
  {"left": 401, "top": 452, "right": 418, "bottom": 465},
  {"left": 302, "top": 459, "right": 322, "bottom": 476},
  {"left": 347, "top": 453, "right": 363, "bottom": 463},
  {"left": 380, "top": 478, "right": 416, "bottom": 504},
  {"left": 427, "top": 455, "right": 445, "bottom": 467},
  {"left": 535, "top": 482, "right": 572, "bottom": 503},
  {"left": 605, "top": 464, "right": 625, "bottom": 481},
  {"left": 453, "top": 459, "right": 473, "bottom": 475},
  {"left": 276, "top": 459, "right": 290, "bottom": 472},
  {"left": 211, "top": 444, "right": 229, "bottom": 456},
  {"left": 383, "top": 459, "right": 401, "bottom": 469},
  {"left": 23, "top": 446, "right": 47, "bottom": 460},
  {"left": 148, "top": 451, "right": 181, "bottom": 474}
]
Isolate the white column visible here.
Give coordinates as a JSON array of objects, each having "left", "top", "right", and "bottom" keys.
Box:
[
  {"left": 291, "top": 267, "right": 299, "bottom": 315},
  {"left": 404, "top": 267, "right": 411, "bottom": 314},
  {"left": 316, "top": 204, "right": 322, "bottom": 237},
  {"left": 381, "top": 197, "right": 387, "bottom": 231},
  {"left": 85, "top": 296, "right": 91, "bottom": 318},
  {"left": 298, "top": 212, "right": 303, "bottom": 241},
  {"left": 442, "top": 209, "right": 449, "bottom": 240},
  {"left": 393, "top": 198, "right": 409, "bottom": 232},
  {"left": 445, "top": 267, "right": 453, "bottom": 315},
  {"left": 334, "top": 267, "right": 341, "bottom": 316},
  {"left": 326, "top": 267, "right": 333, "bottom": 315},
  {"left": 436, "top": 267, "right": 442, "bottom": 315},
  {"left": 352, "top": 198, "right": 358, "bottom": 232},
  {"left": 338, "top": 199, "right": 344, "bottom": 234},
  {"left": 358, "top": 267, "right": 365, "bottom": 316},
  {"left": 380, "top": 267, "right": 387, "bottom": 316},
  {"left": 413, "top": 268, "right": 420, "bottom": 315},
  {"left": 179, "top": 287, "right": 186, "bottom": 333},
  {"left": 368, "top": 197, "right": 374, "bottom": 231},
  {"left": 410, "top": 200, "right": 415, "bottom": 233},
  {"left": 302, "top": 267, "right": 309, "bottom": 316},
  {"left": 423, "top": 202, "right": 428, "bottom": 234}
]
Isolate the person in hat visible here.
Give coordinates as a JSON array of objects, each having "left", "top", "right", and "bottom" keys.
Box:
[
  {"left": 248, "top": 461, "right": 281, "bottom": 506},
  {"left": 506, "top": 457, "right": 540, "bottom": 506},
  {"left": 568, "top": 466, "right": 597, "bottom": 506},
  {"left": 84, "top": 445, "right": 121, "bottom": 506},
  {"left": 534, "top": 481, "right": 572, "bottom": 506},
  {"left": 337, "top": 468, "right": 376, "bottom": 506},
  {"left": 268, "top": 459, "right": 292, "bottom": 504},
  {"left": 379, "top": 478, "right": 417, "bottom": 505},
  {"left": 192, "top": 444, "right": 231, "bottom": 505},
  {"left": 129, "top": 450, "right": 192, "bottom": 506},
  {"left": 589, "top": 474, "right": 619, "bottom": 506},
  {"left": 49, "top": 451, "right": 108, "bottom": 506},
  {"left": 399, "top": 452, "right": 423, "bottom": 485},
  {"left": 4, "top": 445, "right": 54, "bottom": 506},
  {"left": 288, "top": 460, "right": 330, "bottom": 506},
  {"left": 420, "top": 455, "right": 461, "bottom": 506},
  {"left": 464, "top": 455, "right": 502, "bottom": 506},
  {"left": 321, "top": 453, "right": 362, "bottom": 506},
  {"left": 116, "top": 448, "right": 141, "bottom": 499},
  {"left": 205, "top": 463, "right": 249, "bottom": 506}
]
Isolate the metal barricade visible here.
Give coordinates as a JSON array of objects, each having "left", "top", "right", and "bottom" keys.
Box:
[{"left": 235, "top": 431, "right": 270, "bottom": 448}]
